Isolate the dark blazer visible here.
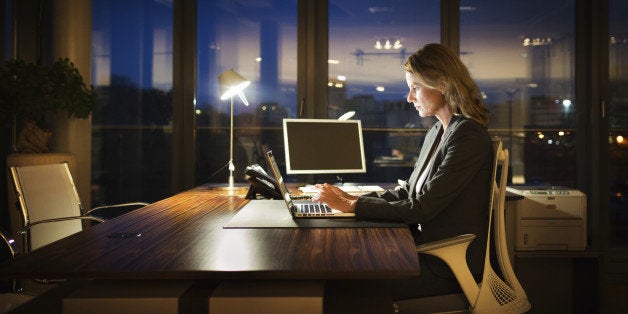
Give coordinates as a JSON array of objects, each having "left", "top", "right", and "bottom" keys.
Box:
[{"left": 355, "top": 115, "right": 493, "bottom": 279}]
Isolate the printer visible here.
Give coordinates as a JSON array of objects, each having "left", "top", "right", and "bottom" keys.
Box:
[{"left": 506, "top": 186, "right": 587, "bottom": 251}]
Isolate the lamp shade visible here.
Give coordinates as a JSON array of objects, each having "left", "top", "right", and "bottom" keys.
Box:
[
  {"left": 338, "top": 111, "right": 356, "bottom": 120},
  {"left": 219, "top": 69, "right": 250, "bottom": 100}
]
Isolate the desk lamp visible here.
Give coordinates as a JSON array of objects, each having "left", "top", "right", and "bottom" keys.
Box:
[
  {"left": 338, "top": 111, "right": 356, "bottom": 120},
  {"left": 219, "top": 69, "right": 250, "bottom": 188}
]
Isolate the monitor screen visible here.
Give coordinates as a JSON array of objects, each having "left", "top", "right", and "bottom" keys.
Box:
[{"left": 283, "top": 118, "right": 366, "bottom": 174}]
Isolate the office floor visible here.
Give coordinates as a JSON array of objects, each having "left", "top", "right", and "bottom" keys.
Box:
[{"left": 604, "top": 284, "right": 628, "bottom": 314}]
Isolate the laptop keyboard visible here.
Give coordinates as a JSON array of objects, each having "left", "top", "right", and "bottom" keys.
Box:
[{"left": 298, "top": 203, "right": 333, "bottom": 215}]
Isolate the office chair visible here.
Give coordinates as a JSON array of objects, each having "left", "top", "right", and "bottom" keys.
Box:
[
  {"left": 0, "top": 228, "right": 34, "bottom": 312},
  {"left": 9, "top": 162, "right": 148, "bottom": 253},
  {"left": 397, "top": 140, "right": 531, "bottom": 314}
]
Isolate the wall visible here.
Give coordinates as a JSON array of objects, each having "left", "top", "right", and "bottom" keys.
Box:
[{"left": 49, "top": 0, "right": 92, "bottom": 210}]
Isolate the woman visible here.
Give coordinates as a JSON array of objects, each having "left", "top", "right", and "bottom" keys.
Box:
[{"left": 312, "top": 43, "right": 494, "bottom": 299}]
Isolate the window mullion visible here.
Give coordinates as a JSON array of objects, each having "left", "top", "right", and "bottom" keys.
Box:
[
  {"left": 441, "top": 0, "right": 459, "bottom": 54},
  {"left": 298, "top": 0, "right": 328, "bottom": 119}
]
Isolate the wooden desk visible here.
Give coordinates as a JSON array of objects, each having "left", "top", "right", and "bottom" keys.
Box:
[{"left": 0, "top": 184, "right": 420, "bottom": 281}]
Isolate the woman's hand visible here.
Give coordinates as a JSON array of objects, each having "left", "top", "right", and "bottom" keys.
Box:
[{"left": 311, "top": 183, "right": 358, "bottom": 213}]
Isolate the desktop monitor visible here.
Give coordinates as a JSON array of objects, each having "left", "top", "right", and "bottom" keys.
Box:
[{"left": 282, "top": 118, "right": 366, "bottom": 174}]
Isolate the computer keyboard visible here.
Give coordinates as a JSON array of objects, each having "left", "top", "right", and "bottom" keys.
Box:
[{"left": 297, "top": 203, "right": 332, "bottom": 214}]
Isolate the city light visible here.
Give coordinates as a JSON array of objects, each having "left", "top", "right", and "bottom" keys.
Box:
[
  {"left": 459, "top": 6, "right": 477, "bottom": 11},
  {"left": 522, "top": 37, "right": 553, "bottom": 46},
  {"left": 563, "top": 99, "right": 572, "bottom": 108},
  {"left": 374, "top": 39, "right": 403, "bottom": 50}
]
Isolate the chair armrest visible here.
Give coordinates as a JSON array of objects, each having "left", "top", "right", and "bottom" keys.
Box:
[
  {"left": 84, "top": 202, "right": 149, "bottom": 216},
  {"left": 416, "top": 234, "right": 476, "bottom": 253},
  {"left": 416, "top": 233, "right": 480, "bottom": 305},
  {"left": 21, "top": 216, "right": 105, "bottom": 234}
]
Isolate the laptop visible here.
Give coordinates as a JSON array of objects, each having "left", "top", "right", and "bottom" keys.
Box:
[{"left": 265, "top": 149, "right": 355, "bottom": 218}]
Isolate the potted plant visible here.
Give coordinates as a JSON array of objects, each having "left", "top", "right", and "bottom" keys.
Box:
[{"left": 0, "top": 58, "right": 95, "bottom": 153}]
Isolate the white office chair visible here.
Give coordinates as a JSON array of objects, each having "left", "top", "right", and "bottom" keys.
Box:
[
  {"left": 9, "top": 162, "right": 148, "bottom": 253},
  {"left": 0, "top": 228, "right": 34, "bottom": 312},
  {"left": 398, "top": 140, "right": 530, "bottom": 314}
]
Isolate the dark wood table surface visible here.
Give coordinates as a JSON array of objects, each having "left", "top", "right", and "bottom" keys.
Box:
[{"left": 0, "top": 184, "right": 421, "bottom": 281}]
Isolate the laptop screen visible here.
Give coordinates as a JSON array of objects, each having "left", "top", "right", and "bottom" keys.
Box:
[
  {"left": 265, "top": 149, "right": 295, "bottom": 212},
  {"left": 282, "top": 119, "right": 366, "bottom": 174}
]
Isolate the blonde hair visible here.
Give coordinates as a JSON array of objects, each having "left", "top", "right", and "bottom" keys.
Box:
[{"left": 403, "top": 43, "right": 489, "bottom": 128}]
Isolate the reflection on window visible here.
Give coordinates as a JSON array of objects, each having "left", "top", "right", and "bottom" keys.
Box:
[
  {"left": 2, "top": 1, "right": 12, "bottom": 61},
  {"left": 196, "top": 0, "right": 297, "bottom": 185},
  {"left": 460, "top": 0, "right": 575, "bottom": 186},
  {"left": 328, "top": 0, "right": 440, "bottom": 183},
  {"left": 92, "top": 0, "right": 173, "bottom": 205},
  {"left": 609, "top": 0, "right": 628, "bottom": 247}
]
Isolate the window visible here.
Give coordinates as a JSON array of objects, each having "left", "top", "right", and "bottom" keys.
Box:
[
  {"left": 89, "top": 2, "right": 619, "bottom": 244},
  {"left": 609, "top": 0, "right": 628, "bottom": 247},
  {"left": 460, "top": 0, "right": 576, "bottom": 187},
  {"left": 92, "top": 0, "right": 174, "bottom": 205},
  {"left": 196, "top": 0, "right": 297, "bottom": 186},
  {"left": 328, "top": 0, "right": 440, "bottom": 183},
  {"left": 1, "top": 0, "right": 11, "bottom": 61}
]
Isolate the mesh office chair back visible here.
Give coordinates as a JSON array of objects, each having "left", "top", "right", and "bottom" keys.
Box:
[
  {"left": 411, "top": 140, "right": 531, "bottom": 314},
  {"left": 472, "top": 141, "right": 531, "bottom": 313}
]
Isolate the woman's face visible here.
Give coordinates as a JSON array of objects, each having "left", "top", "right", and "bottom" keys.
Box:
[{"left": 405, "top": 71, "right": 449, "bottom": 119}]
